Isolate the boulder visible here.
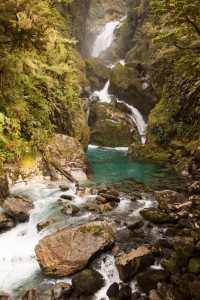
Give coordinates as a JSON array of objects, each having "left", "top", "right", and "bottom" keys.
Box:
[
  {"left": 0, "top": 213, "right": 16, "bottom": 232},
  {"left": 173, "top": 237, "right": 196, "bottom": 258},
  {"left": 188, "top": 258, "right": 200, "bottom": 274},
  {"left": 99, "top": 193, "right": 120, "bottom": 202},
  {"left": 35, "top": 221, "right": 115, "bottom": 276},
  {"left": 96, "top": 195, "right": 107, "bottom": 204},
  {"left": 107, "top": 282, "right": 119, "bottom": 299},
  {"left": 140, "top": 208, "right": 173, "bottom": 223},
  {"left": 51, "top": 282, "right": 71, "bottom": 299},
  {"left": 118, "top": 284, "right": 132, "bottom": 300},
  {"left": 71, "top": 269, "right": 104, "bottom": 295},
  {"left": 115, "top": 246, "right": 154, "bottom": 282},
  {"left": 157, "top": 283, "right": 183, "bottom": 300},
  {"left": 1, "top": 197, "right": 34, "bottom": 221},
  {"left": 126, "top": 219, "right": 144, "bottom": 229},
  {"left": 188, "top": 181, "right": 200, "bottom": 194},
  {"left": 21, "top": 289, "right": 37, "bottom": 300},
  {"left": 149, "top": 290, "right": 163, "bottom": 300},
  {"left": 156, "top": 190, "right": 189, "bottom": 214},
  {"left": 0, "top": 291, "right": 12, "bottom": 300},
  {"left": 189, "top": 279, "right": 200, "bottom": 300},
  {"left": 85, "top": 58, "right": 110, "bottom": 90},
  {"left": 99, "top": 203, "right": 113, "bottom": 213},
  {"left": 89, "top": 102, "right": 140, "bottom": 147},
  {"left": 109, "top": 64, "right": 157, "bottom": 118},
  {"left": 61, "top": 204, "right": 80, "bottom": 215},
  {"left": 137, "top": 269, "right": 170, "bottom": 294},
  {"left": 0, "top": 171, "right": 9, "bottom": 199}
]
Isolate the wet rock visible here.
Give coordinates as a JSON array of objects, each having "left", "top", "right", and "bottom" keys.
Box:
[
  {"left": 126, "top": 219, "right": 144, "bottom": 229},
  {"left": 83, "top": 199, "right": 100, "bottom": 212},
  {"left": 189, "top": 279, "right": 200, "bottom": 300},
  {"left": 0, "top": 291, "right": 12, "bottom": 300},
  {"left": 156, "top": 190, "right": 189, "bottom": 214},
  {"left": 0, "top": 172, "right": 9, "bottom": 200},
  {"left": 173, "top": 237, "right": 196, "bottom": 258},
  {"left": 149, "top": 290, "right": 163, "bottom": 300},
  {"left": 99, "top": 203, "right": 113, "bottom": 213},
  {"left": 115, "top": 246, "right": 154, "bottom": 282},
  {"left": 1, "top": 197, "right": 34, "bottom": 221},
  {"left": 137, "top": 269, "right": 170, "bottom": 294},
  {"left": 150, "top": 244, "right": 164, "bottom": 257},
  {"left": 157, "top": 282, "right": 183, "bottom": 300},
  {"left": 36, "top": 217, "right": 61, "bottom": 232},
  {"left": 107, "top": 282, "right": 119, "bottom": 299},
  {"left": 60, "top": 195, "right": 75, "bottom": 201},
  {"left": 118, "top": 284, "right": 132, "bottom": 300},
  {"left": 59, "top": 184, "right": 70, "bottom": 191},
  {"left": 61, "top": 204, "right": 80, "bottom": 215},
  {"left": 188, "top": 181, "right": 200, "bottom": 194},
  {"left": 96, "top": 195, "right": 107, "bottom": 203},
  {"left": 140, "top": 208, "right": 173, "bottom": 223},
  {"left": 0, "top": 213, "right": 16, "bottom": 232},
  {"left": 21, "top": 289, "right": 37, "bottom": 300},
  {"left": 71, "top": 269, "right": 104, "bottom": 295},
  {"left": 51, "top": 282, "right": 71, "bottom": 299},
  {"left": 89, "top": 102, "right": 140, "bottom": 147},
  {"left": 106, "top": 189, "right": 120, "bottom": 197},
  {"left": 188, "top": 258, "right": 200, "bottom": 274},
  {"left": 130, "top": 292, "right": 141, "bottom": 300},
  {"left": 35, "top": 221, "right": 115, "bottom": 276},
  {"left": 99, "top": 193, "right": 120, "bottom": 202},
  {"left": 170, "top": 273, "right": 195, "bottom": 299}
]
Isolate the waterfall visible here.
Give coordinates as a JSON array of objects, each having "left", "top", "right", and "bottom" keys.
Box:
[
  {"left": 91, "top": 80, "right": 111, "bottom": 103},
  {"left": 92, "top": 21, "right": 120, "bottom": 58},
  {"left": 91, "top": 80, "right": 147, "bottom": 144},
  {"left": 118, "top": 101, "right": 147, "bottom": 144}
]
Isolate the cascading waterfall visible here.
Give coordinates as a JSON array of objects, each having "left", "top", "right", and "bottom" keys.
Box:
[
  {"left": 91, "top": 80, "right": 111, "bottom": 103},
  {"left": 91, "top": 21, "right": 120, "bottom": 57}
]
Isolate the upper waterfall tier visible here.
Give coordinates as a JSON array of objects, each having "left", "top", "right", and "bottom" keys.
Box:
[{"left": 91, "top": 21, "right": 120, "bottom": 58}]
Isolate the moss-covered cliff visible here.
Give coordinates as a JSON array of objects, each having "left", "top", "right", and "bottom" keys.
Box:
[
  {"left": 0, "top": 0, "right": 90, "bottom": 168},
  {"left": 117, "top": 0, "right": 200, "bottom": 173}
]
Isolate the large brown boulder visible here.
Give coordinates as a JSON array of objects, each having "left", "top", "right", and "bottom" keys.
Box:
[
  {"left": 115, "top": 246, "right": 154, "bottom": 282},
  {"left": 1, "top": 197, "right": 34, "bottom": 221},
  {"left": 35, "top": 221, "right": 115, "bottom": 276}
]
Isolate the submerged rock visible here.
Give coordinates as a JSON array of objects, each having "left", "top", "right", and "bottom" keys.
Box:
[
  {"left": 1, "top": 197, "right": 34, "bottom": 221},
  {"left": 115, "top": 246, "right": 154, "bottom": 282},
  {"left": 21, "top": 289, "right": 37, "bottom": 300},
  {"left": 35, "top": 221, "right": 115, "bottom": 276},
  {"left": 0, "top": 291, "right": 12, "bottom": 300},
  {"left": 36, "top": 217, "right": 61, "bottom": 232},
  {"left": 71, "top": 269, "right": 104, "bottom": 295},
  {"left": 0, "top": 213, "right": 16, "bottom": 232}
]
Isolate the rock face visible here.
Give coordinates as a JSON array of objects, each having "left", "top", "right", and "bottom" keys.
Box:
[
  {"left": 0, "top": 213, "right": 16, "bottom": 232},
  {"left": 109, "top": 64, "right": 157, "bottom": 118},
  {"left": 89, "top": 102, "right": 140, "bottom": 147},
  {"left": 35, "top": 221, "right": 115, "bottom": 276},
  {"left": 1, "top": 197, "right": 34, "bottom": 221},
  {"left": 72, "top": 269, "right": 104, "bottom": 295},
  {"left": 115, "top": 246, "right": 154, "bottom": 282},
  {"left": 8, "top": 134, "right": 88, "bottom": 184}
]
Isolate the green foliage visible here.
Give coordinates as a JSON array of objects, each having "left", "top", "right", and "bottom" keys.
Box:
[{"left": 0, "top": 0, "right": 88, "bottom": 164}]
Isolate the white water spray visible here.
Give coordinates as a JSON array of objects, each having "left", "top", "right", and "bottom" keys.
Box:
[{"left": 92, "top": 21, "right": 120, "bottom": 57}]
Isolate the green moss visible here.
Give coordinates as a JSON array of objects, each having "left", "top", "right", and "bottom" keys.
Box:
[
  {"left": 188, "top": 258, "right": 200, "bottom": 274},
  {"left": 128, "top": 143, "right": 172, "bottom": 161},
  {"left": 79, "top": 225, "right": 109, "bottom": 239},
  {"left": 20, "top": 155, "right": 38, "bottom": 169},
  {"left": 161, "top": 258, "right": 179, "bottom": 274}
]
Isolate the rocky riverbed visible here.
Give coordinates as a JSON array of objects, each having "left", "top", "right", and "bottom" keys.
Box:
[{"left": 0, "top": 169, "right": 200, "bottom": 300}]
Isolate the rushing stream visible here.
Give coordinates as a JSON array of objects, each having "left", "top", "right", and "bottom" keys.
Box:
[{"left": 0, "top": 18, "right": 189, "bottom": 300}]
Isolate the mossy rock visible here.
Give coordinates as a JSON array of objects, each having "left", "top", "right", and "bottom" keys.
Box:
[
  {"left": 188, "top": 258, "right": 200, "bottom": 274},
  {"left": 128, "top": 142, "right": 172, "bottom": 161},
  {"left": 139, "top": 207, "right": 173, "bottom": 224},
  {"left": 85, "top": 58, "right": 111, "bottom": 89},
  {"left": 109, "top": 64, "right": 156, "bottom": 118},
  {"left": 89, "top": 102, "right": 140, "bottom": 147}
]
